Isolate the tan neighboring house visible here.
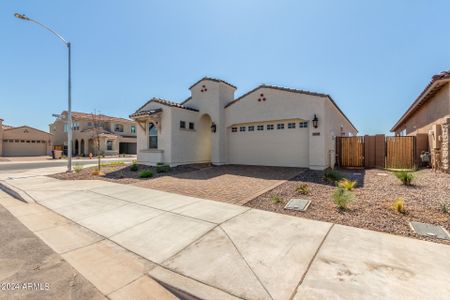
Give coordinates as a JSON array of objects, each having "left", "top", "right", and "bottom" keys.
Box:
[
  {"left": 49, "top": 111, "right": 137, "bottom": 156},
  {"left": 130, "top": 77, "right": 357, "bottom": 170},
  {"left": 391, "top": 70, "right": 450, "bottom": 172},
  {"left": 0, "top": 118, "right": 53, "bottom": 157}
]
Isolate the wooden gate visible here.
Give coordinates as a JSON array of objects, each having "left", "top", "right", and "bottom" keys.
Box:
[
  {"left": 385, "top": 136, "right": 415, "bottom": 169},
  {"left": 337, "top": 136, "right": 364, "bottom": 168}
]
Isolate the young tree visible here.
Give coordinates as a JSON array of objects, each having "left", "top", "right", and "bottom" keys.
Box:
[{"left": 90, "top": 112, "right": 104, "bottom": 174}]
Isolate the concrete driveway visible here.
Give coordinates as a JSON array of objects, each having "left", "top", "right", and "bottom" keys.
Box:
[{"left": 1, "top": 176, "right": 450, "bottom": 300}]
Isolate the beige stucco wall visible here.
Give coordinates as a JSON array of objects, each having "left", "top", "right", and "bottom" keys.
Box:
[
  {"left": 0, "top": 119, "right": 3, "bottom": 156},
  {"left": 396, "top": 83, "right": 450, "bottom": 135},
  {"left": 2, "top": 126, "right": 53, "bottom": 156}
]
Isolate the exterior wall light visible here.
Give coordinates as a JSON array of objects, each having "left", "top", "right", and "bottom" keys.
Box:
[
  {"left": 211, "top": 122, "right": 217, "bottom": 133},
  {"left": 312, "top": 114, "right": 319, "bottom": 128}
]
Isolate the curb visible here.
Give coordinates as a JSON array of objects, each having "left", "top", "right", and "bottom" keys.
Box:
[{"left": 0, "top": 180, "right": 35, "bottom": 203}]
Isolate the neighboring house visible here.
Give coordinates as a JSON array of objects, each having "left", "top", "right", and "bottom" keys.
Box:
[
  {"left": 130, "top": 77, "right": 357, "bottom": 170},
  {"left": 0, "top": 118, "right": 53, "bottom": 157},
  {"left": 391, "top": 70, "right": 450, "bottom": 172},
  {"left": 49, "top": 111, "right": 137, "bottom": 156}
]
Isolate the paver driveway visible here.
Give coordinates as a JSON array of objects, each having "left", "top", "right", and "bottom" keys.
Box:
[{"left": 133, "top": 165, "right": 303, "bottom": 204}]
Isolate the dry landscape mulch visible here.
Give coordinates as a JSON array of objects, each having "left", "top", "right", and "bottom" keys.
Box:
[
  {"left": 246, "top": 168, "right": 450, "bottom": 245},
  {"left": 50, "top": 163, "right": 210, "bottom": 184}
]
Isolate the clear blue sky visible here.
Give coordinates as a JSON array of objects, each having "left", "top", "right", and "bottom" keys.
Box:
[{"left": 1, "top": 0, "right": 449, "bottom": 134}]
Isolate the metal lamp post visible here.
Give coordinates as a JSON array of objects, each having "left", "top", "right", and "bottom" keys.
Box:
[{"left": 14, "top": 13, "right": 73, "bottom": 172}]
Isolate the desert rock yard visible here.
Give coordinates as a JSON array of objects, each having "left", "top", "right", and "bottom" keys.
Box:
[{"left": 246, "top": 168, "right": 450, "bottom": 244}]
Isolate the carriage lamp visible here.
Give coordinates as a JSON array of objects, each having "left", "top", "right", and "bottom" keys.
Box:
[
  {"left": 211, "top": 122, "right": 217, "bottom": 133},
  {"left": 312, "top": 114, "right": 319, "bottom": 128}
]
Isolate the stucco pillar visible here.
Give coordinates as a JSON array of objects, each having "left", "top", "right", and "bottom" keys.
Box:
[{"left": 0, "top": 118, "right": 3, "bottom": 156}]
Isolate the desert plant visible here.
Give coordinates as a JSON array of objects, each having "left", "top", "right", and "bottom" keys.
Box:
[
  {"left": 100, "top": 161, "right": 125, "bottom": 167},
  {"left": 73, "top": 163, "right": 84, "bottom": 173},
  {"left": 440, "top": 201, "right": 449, "bottom": 214},
  {"left": 156, "top": 164, "right": 171, "bottom": 173},
  {"left": 391, "top": 197, "right": 405, "bottom": 214},
  {"left": 271, "top": 195, "right": 282, "bottom": 204},
  {"left": 332, "top": 187, "right": 355, "bottom": 210},
  {"left": 394, "top": 171, "right": 414, "bottom": 186},
  {"left": 139, "top": 170, "right": 153, "bottom": 178},
  {"left": 295, "top": 183, "right": 310, "bottom": 195},
  {"left": 324, "top": 169, "right": 342, "bottom": 183},
  {"left": 338, "top": 178, "right": 357, "bottom": 191},
  {"left": 130, "top": 160, "right": 138, "bottom": 172}
]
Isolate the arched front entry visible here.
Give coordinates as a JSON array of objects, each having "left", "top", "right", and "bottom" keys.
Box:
[
  {"left": 198, "top": 114, "right": 212, "bottom": 163},
  {"left": 74, "top": 139, "right": 79, "bottom": 156},
  {"left": 80, "top": 139, "right": 85, "bottom": 156}
]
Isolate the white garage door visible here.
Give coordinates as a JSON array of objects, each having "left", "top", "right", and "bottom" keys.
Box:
[
  {"left": 228, "top": 122, "right": 309, "bottom": 167},
  {"left": 3, "top": 140, "right": 48, "bottom": 156}
]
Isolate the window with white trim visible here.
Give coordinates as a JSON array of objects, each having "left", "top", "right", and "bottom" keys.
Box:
[
  {"left": 231, "top": 127, "right": 237, "bottom": 132},
  {"left": 248, "top": 126, "right": 255, "bottom": 131},
  {"left": 288, "top": 122, "right": 296, "bottom": 129},
  {"left": 240, "top": 126, "right": 246, "bottom": 132},
  {"left": 267, "top": 124, "right": 274, "bottom": 130},
  {"left": 257, "top": 125, "right": 264, "bottom": 131},
  {"left": 277, "top": 123, "right": 284, "bottom": 130},
  {"left": 148, "top": 123, "right": 158, "bottom": 149},
  {"left": 299, "top": 121, "right": 308, "bottom": 128},
  {"left": 180, "top": 121, "right": 186, "bottom": 129}
]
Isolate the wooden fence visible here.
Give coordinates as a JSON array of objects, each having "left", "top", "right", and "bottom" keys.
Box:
[{"left": 336, "top": 134, "right": 425, "bottom": 170}]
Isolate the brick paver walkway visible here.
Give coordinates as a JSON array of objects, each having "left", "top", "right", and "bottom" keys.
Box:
[{"left": 133, "top": 165, "right": 303, "bottom": 204}]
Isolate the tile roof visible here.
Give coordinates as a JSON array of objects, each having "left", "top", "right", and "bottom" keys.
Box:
[
  {"left": 391, "top": 70, "right": 450, "bottom": 132},
  {"left": 225, "top": 84, "right": 357, "bottom": 132},
  {"left": 62, "top": 111, "right": 135, "bottom": 124},
  {"left": 2, "top": 124, "right": 14, "bottom": 130},
  {"left": 133, "top": 98, "right": 199, "bottom": 114},
  {"left": 129, "top": 108, "right": 163, "bottom": 118},
  {"left": 189, "top": 77, "right": 237, "bottom": 90}
]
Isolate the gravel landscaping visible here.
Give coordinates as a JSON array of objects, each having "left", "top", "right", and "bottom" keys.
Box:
[
  {"left": 50, "top": 162, "right": 210, "bottom": 184},
  {"left": 246, "top": 168, "right": 450, "bottom": 244}
]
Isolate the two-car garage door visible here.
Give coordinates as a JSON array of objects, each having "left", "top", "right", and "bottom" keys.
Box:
[
  {"left": 228, "top": 122, "right": 309, "bottom": 167},
  {"left": 2, "top": 140, "right": 48, "bottom": 156}
]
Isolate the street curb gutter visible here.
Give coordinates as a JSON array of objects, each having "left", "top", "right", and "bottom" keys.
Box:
[{"left": 0, "top": 180, "right": 35, "bottom": 203}]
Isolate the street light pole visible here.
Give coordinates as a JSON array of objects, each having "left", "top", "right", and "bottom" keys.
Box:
[{"left": 14, "top": 13, "right": 73, "bottom": 172}]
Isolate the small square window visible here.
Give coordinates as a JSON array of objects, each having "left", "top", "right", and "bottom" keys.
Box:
[
  {"left": 232, "top": 127, "right": 237, "bottom": 132},
  {"left": 299, "top": 121, "right": 308, "bottom": 128},
  {"left": 180, "top": 121, "right": 186, "bottom": 129},
  {"left": 131, "top": 126, "right": 136, "bottom": 134},
  {"left": 257, "top": 125, "right": 264, "bottom": 131},
  {"left": 277, "top": 123, "right": 285, "bottom": 130},
  {"left": 248, "top": 126, "right": 255, "bottom": 131},
  {"left": 240, "top": 126, "right": 246, "bottom": 132},
  {"left": 267, "top": 124, "right": 274, "bottom": 130},
  {"left": 288, "top": 122, "right": 296, "bottom": 129},
  {"left": 189, "top": 122, "right": 195, "bottom": 130}
]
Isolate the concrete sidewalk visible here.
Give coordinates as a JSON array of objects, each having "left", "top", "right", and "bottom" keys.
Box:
[{"left": 2, "top": 176, "right": 450, "bottom": 300}]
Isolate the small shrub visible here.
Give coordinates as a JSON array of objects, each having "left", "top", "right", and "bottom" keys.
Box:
[
  {"left": 440, "top": 201, "right": 449, "bottom": 214},
  {"left": 271, "top": 195, "right": 282, "bottom": 204},
  {"left": 91, "top": 168, "right": 104, "bottom": 176},
  {"left": 73, "top": 163, "right": 83, "bottom": 173},
  {"left": 394, "top": 171, "right": 414, "bottom": 186},
  {"left": 391, "top": 197, "right": 405, "bottom": 214},
  {"left": 156, "top": 164, "right": 171, "bottom": 173},
  {"left": 100, "top": 161, "right": 125, "bottom": 167},
  {"left": 139, "top": 170, "right": 153, "bottom": 178},
  {"left": 156, "top": 162, "right": 165, "bottom": 166},
  {"left": 338, "top": 178, "right": 357, "bottom": 191},
  {"left": 130, "top": 161, "right": 138, "bottom": 172},
  {"left": 295, "top": 183, "right": 310, "bottom": 195},
  {"left": 332, "top": 187, "right": 354, "bottom": 210},
  {"left": 324, "top": 169, "right": 342, "bottom": 183}
]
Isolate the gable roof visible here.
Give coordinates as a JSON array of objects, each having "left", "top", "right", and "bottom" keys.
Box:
[
  {"left": 2, "top": 124, "right": 14, "bottom": 130},
  {"left": 4, "top": 125, "right": 53, "bottom": 136},
  {"left": 134, "top": 97, "right": 199, "bottom": 113},
  {"left": 62, "top": 111, "right": 134, "bottom": 124},
  {"left": 225, "top": 84, "right": 357, "bottom": 132},
  {"left": 391, "top": 70, "right": 450, "bottom": 132},
  {"left": 189, "top": 77, "right": 237, "bottom": 90}
]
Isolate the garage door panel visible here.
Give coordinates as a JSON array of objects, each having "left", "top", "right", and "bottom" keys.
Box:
[
  {"left": 3, "top": 142, "right": 47, "bottom": 156},
  {"left": 228, "top": 129, "right": 309, "bottom": 167}
]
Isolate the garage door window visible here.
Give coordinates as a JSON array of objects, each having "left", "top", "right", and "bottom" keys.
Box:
[
  {"left": 231, "top": 127, "right": 237, "bottom": 132},
  {"left": 299, "top": 121, "right": 308, "bottom": 128},
  {"left": 257, "top": 125, "right": 264, "bottom": 131},
  {"left": 248, "top": 126, "right": 255, "bottom": 131},
  {"left": 277, "top": 124, "right": 285, "bottom": 130},
  {"left": 240, "top": 126, "right": 246, "bottom": 132},
  {"left": 267, "top": 124, "right": 274, "bottom": 130},
  {"left": 288, "top": 122, "right": 296, "bottom": 129}
]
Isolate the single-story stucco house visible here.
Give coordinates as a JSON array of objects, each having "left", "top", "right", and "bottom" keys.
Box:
[
  {"left": 391, "top": 70, "right": 450, "bottom": 172},
  {"left": 130, "top": 77, "right": 357, "bottom": 170},
  {"left": 0, "top": 118, "right": 53, "bottom": 157}
]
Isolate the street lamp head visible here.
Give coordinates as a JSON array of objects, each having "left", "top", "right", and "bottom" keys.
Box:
[{"left": 14, "top": 13, "right": 31, "bottom": 21}]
